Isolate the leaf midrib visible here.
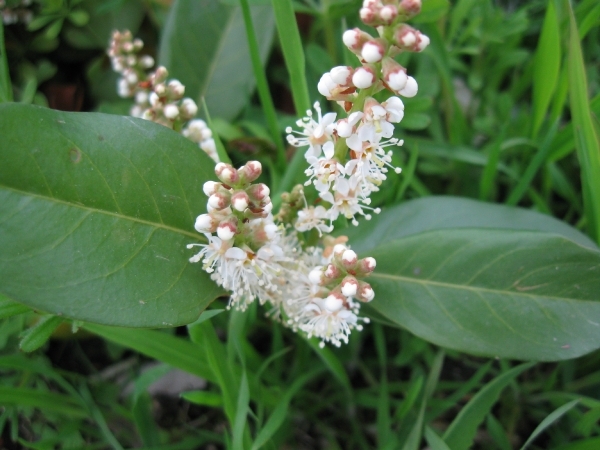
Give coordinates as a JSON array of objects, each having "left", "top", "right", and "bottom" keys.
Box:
[
  {"left": 0, "top": 184, "right": 202, "bottom": 241},
  {"left": 370, "top": 272, "right": 598, "bottom": 303}
]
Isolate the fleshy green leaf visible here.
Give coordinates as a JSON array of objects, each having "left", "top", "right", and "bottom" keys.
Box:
[
  {"left": 0, "top": 103, "right": 225, "bottom": 327},
  {"left": 344, "top": 196, "right": 598, "bottom": 254},
  {"left": 367, "top": 228, "right": 600, "bottom": 361},
  {"left": 158, "top": 0, "right": 275, "bottom": 121}
]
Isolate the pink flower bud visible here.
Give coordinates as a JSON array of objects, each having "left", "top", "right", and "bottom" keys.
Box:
[
  {"left": 168, "top": 80, "right": 185, "bottom": 98},
  {"left": 379, "top": 5, "right": 397, "bottom": 24},
  {"left": 163, "top": 104, "right": 179, "bottom": 120},
  {"left": 330, "top": 66, "right": 353, "bottom": 85},
  {"left": 217, "top": 220, "right": 237, "bottom": 241},
  {"left": 399, "top": 0, "right": 421, "bottom": 17},
  {"left": 231, "top": 191, "right": 250, "bottom": 212},
  {"left": 324, "top": 263, "right": 341, "bottom": 279},
  {"left": 324, "top": 294, "right": 344, "bottom": 312},
  {"left": 361, "top": 40, "right": 386, "bottom": 63},
  {"left": 309, "top": 267, "right": 324, "bottom": 285},
  {"left": 238, "top": 160, "right": 262, "bottom": 183},
  {"left": 361, "top": 257, "right": 377, "bottom": 273},
  {"left": 203, "top": 180, "right": 218, "bottom": 197},
  {"left": 194, "top": 214, "right": 216, "bottom": 233},
  {"left": 358, "top": 282, "right": 375, "bottom": 302},
  {"left": 215, "top": 163, "right": 239, "bottom": 185},
  {"left": 180, "top": 98, "right": 198, "bottom": 118},
  {"left": 382, "top": 57, "right": 408, "bottom": 91},
  {"left": 360, "top": 7, "right": 377, "bottom": 25},
  {"left": 399, "top": 76, "right": 418, "bottom": 97},
  {"left": 208, "top": 193, "right": 229, "bottom": 210},
  {"left": 342, "top": 249, "right": 358, "bottom": 266},
  {"left": 246, "top": 183, "right": 270, "bottom": 202},
  {"left": 352, "top": 67, "right": 375, "bottom": 89},
  {"left": 341, "top": 276, "right": 359, "bottom": 297},
  {"left": 154, "top": 66, "right": 168, "bottom": 83},
  {"left": 333, "top": 244, "right": 347, "bottom": 256},
  {"left": 342, "top": 28, "right": 372, "bottom": 52}
]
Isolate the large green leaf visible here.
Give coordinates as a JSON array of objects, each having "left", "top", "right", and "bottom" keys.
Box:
[
  {"left": 368, "top": 228, "right": 600, "bottom": 361},
  {"left": 0, "top": 103, "right": 225, "bottom": 327},
  {"left": 158, "top": 0, "right": 275, "bottom": 121},
  {"left": 343, "top": 196, "right": 597, "bottom": 253}
]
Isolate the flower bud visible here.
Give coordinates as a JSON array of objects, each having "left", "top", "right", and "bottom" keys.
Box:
[
  {"left": 352, "top": 66, "right": 375, "bottom": 89},
  {"left": 139, "top": 55, "right": 154, "bottom": 69},
  {"left": 341, "top": 276, "right": 359, "bottom": 297},
  {"left": 208, "top": 192, "right": 230, "bottom": 210},
  {"left": 154, "top": 66, "right": 169, "bottom": 83},
  {"left": 318, "top": 73, "right": 337, "bottom": 98},
  {"left": 203, "top": 180, "right": 218, "bottom": 196},
  {"left": 217, "top": 220, "right": 237, "bottom": 241},
  {"left": 324, "top": 293, "right": 345, "bottom": 312},
  {"left": 358, "top": 282, "right": 375, "bottom": 302},
  {"left": 308, "top": 267, "right": 324, "bottom": 285},
  {"left": 398, "top": 76, "right": 418, "bottom": 97},
  {"left": 341, "top": 249, "right": 358, "bottom": 267},
  {"left": 194, "top": 214, "right": 217, "bottom": 233},
  {"left": 342, "top": 28, "right": 372, "bottom": 53},
  {"left": 231, "top": 191, "right": 250, "bottom": 212},
  {"left": 163, "top": 104, "right": 180, "bottom": 120},
  {"left": 180, "top": 98, "right": 198, "bottom": 118},
  {"left": 399, "top": 0, "right": 422, "bottom": 18},
  {"left": 324, "top": 263, "right": 341, "bottom": 279},
  {"left": 238, "top": 160, "right": 262, "bottom": 183},
  {"left": 330, "top": 66, "right": 353, "bottom": 85},
  {"left": 168, "top": 80, "right": 185, "bottom": 98},
  {"left": 246, "top": 183, "right": 270, "bottom": 202},
  {"left": 360, "top": 257, "right": 376, "bottom": 273},
  {"left": 215, "top": 163, "right": 239, "bottom": 185},
  {"left": 380, "top": 5, "right": 397, "bottom": 24},
  {"left": 361, "top": 40, "right": 386, "bottom": 63}
]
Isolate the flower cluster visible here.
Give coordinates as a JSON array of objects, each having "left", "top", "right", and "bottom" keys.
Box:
[
  {"left": 108, "top": 30, "right": 218, "bottom": 162},
  {"left": 1, "top": 0, "right": 33, "bottom": 25},
  {"left": 188, "top": 162, "right": 376, "bottom": 347},
  {"left": 286, "top": 0, "right": 429, "bottom": 226}
]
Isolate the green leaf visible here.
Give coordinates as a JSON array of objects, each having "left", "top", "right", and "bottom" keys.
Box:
[
  {"left": 413, "top": 0, "right": 450, "bottom": 24},
  {"left": 443, "top": 362, "right": 535, "bottom": 450},
  {"left": 568, "top": 4, "right": 600, "bottom": 244},
  {"left": 158, "top": 0, "right": 275, "bottom": 121},
  {"left": 367, "top": 229, "right": 600, "bottom": 361},
  {"left": 182, "top": 390, "right": 223, "bottom": 407},
  {"left": 520, "top": 399, "right": 580, "bottom": 450},
  {"left": 0, "top": 386, "right": 87, "bottom": 418},
  {"left": 63, "top": 0, "right": 145, "bottom": 49},
  {"left": 343, "top": 196, "right": 598, "bottom": 254},
  {"left": 531, "top": 1, "right": 561, "bottom": 137},
  {"left": 0, "top": 21, "right": 12, "bottom": 103},
  {"left": 0, "top": 295, "right": 30, "bottom": 319},
  {"left": 0, "top": 103, "right": 224, "bottom": 327},
  {"left": 19, "top": 315, "right": 63, "bottom": 353},
  {"left": 85, "top": 323, "right": 216, "bottom": 382},
  {"left": 424, "top": 427, "right": 451, "bottom": 450}
]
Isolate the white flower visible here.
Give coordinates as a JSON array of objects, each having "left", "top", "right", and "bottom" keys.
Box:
[
  {"left": 298, "top": 298, "right": 359, "bottom": 347},
  {"left": 320, "top": 177, "right": 381, "bottom": 225},
  {"left": 295, "top": 206, "right": 333, "bottom": 236},
  {"left": 304, "top": 141, "right": 345, "bottom": 192},
  {"left": 357, "top": 96, "right": 404, "bottom": 142},
  {"left": 286, "top": 102, "right": 337, "bottom": 158}
]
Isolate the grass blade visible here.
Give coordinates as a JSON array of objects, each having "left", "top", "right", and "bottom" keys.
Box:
[
  {"left": 19, "top": 315, "right": 63, "bottom": 353},
  {"left": 239, "top": 0, "right": 286, "bottom": 171},
  {"left": 424, "top": 426, "right": 451, "bottom": 450},
  {"left": 531, "top": 1, "right": 561, "bottom": 137},
  {"left": 520, "top": 399, "right": 580, "bottom": 450},
  {"left": 232, "top": 369, "right": 250, "bottom": 450},
  {"left": 201, "top": 98, "right": 231, "bottom": 165},
  {"left": 568, "top": 4, "right": 600, "bottom": 244},
  {"left": 443, "top": 362, "right": 535, "bottom": 450},
  {"left": 0, "top": 21, "right": 12, "bottom": 103}
]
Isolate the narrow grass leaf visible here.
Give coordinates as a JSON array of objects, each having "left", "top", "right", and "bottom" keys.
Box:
[
  {"left": 239, "top": 0, "right": 286, "bottom": 170},
  {"left": 402, "top": 350, "right": 444, "bottom": 450},
  {"left": 201, "top": 98, "right": 231, "bottom": 164},
  {"left": 394, "top": 376, "right": 423, "bottom": 421},
  {"left": 132, "top": 393, "right": 160, "bottom": 448},
  {"left": 251, "top": 369, "right": 320, "bottom": 450},
  {"left": 232, "top": 369, "right": 250, "bottom": 450},
  {"left": 531, "top": 1, "right": 560, "bottom": 137},
  {"left": 520, "top": 399, "right": 580, "bottom": 450},
  {"left": 85, "top": 323, "right": 216, "bottom": 383},
  {"left": 424, "top": 426, "right": 451, "bottom": 450},
  {"left": 395, "top": 143, "right": 419, "bottom": 201},
  {"left": 568, "top": 5, "right": 600, "bottom": 244},
  {"left": 0, "top": 21, "right": 12, "bottom": 103},
  {"left": 486, "top": 414, "right": 513, "bottom": 450},
  {"left": 19, "top": 315, "right": 63, "bottom": 353},
  {"left": 443, "top": 362, "right": 535, "bottom": 450},
  {"left": 182, "top": 390, "right": 223, "bottom": 407},
  {"left": 0, "top": 386, "right": 86, "bottom": 417},
  {"left": 78, "top": 383, "right": 124, "bottom": 450}
]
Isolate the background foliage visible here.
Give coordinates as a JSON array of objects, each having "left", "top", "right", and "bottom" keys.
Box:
[{"left": 0, "top": 0, "right": 599, "bottom": 448}]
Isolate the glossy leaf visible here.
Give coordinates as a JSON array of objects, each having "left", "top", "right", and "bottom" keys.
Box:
[
  {"left": 0, "top": 103, "right": 224, "bottom": 327},
  {"left": 159, "top": 0, "right": 275, "bottom": 121},
  {"left": 344, "top": 196, "right": 598, "bottom": 254},
  {"left": 367, "top": 228, "right": 600, "bottom": 361}
]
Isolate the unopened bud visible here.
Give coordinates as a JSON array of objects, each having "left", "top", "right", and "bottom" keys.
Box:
[
  {"left": 341, "top": 276, "right": 359, "bottom": 297},
  {"left": 324, "top": 294, "right": 344, "bottom": 312},
  {"left": 324, "top": 263, "right": 341, "bottom": 279},
  {"left": 168, "top": 80, "right": 185, "bottom": 98},
  {"left": 308, "top": 267, "right": 324, "bottom": 285},
  {"left": 361, "top": 257, "right": 377, "bottom": 273},
  {"left": 194, "top": 214, "right": 216, "bottom": 233},
  {"left": 246, "top": 183, "right": 270, "bottom": 201},
  {"left": 217, "top": 221, "right": 237, "bottom": 241},
  {"left": 330, "top": 66, "right": 353, "bottom": 85},
  {"left": 154, "top": 66, "right": 168, "bottom": 83},
  {"left": 215, "top": 163, "right": 239, "bottom": 184},
  {"left": 239, "top": 160, "right": 262, "bottom": 183},
  {"left": 352, "top": 66, "right": 375, "bottom": 89},
  {"left": 208, "top": 193, "right": 229, "bottom": 210},
  {"left": 231, "top": 191, "right": 250, "bottom": 212},
  {"left": 358, "top": 282, "right": 375, "bottom": 302},
  {"left": 341, "top": 249, "right": 358, "bottom": 266},
  {"left": 163, "top": 104, "right": 179, "bottom": 120},
  {"left": 399, "top": 0, "right": 422, "bottom": 17},
  {"left": 139, "top": 55, "right": 154, "bottom": 69},
  {"left": 380, "top": 5, "right": 397, "bottom": 24},
  {"left": 361, "top": 40, "right": 386, "bottom": 63},
  {"left": 398, "top": 76, "right": 418, "bottom": 97},
  {"left": 180, "top": 98, "right": 198, "bottom": 118},
  {"left": 342, "top": 28, "right": 372, "bottom": 52},
  {"left": 203, "top": 180, "right": 218, "bottom": 196}
]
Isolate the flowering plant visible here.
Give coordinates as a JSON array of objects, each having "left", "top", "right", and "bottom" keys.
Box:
[{"left": 1, "top": 0, "right": 600, "bottom": 447}]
